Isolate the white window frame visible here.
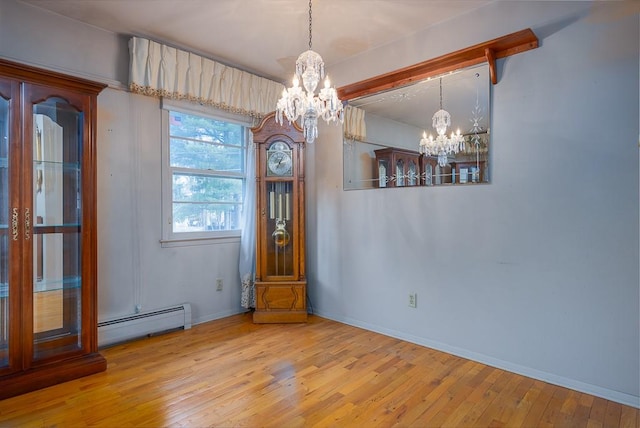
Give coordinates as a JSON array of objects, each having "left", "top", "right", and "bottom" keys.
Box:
[{"left": 160, "top": 99, "right": 252, "bottom": 247}]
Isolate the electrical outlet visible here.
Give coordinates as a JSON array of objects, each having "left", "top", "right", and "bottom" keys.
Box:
[
  {"left": 216, "top": 278, "right": 223, "bottom": 291},
  {"left": 408, "top": 293, "right": 417, "bottom": 308}
]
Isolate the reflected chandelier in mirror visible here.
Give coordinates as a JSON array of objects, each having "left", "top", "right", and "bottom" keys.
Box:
[
  {"left": 338, "top": 29, "right": 538, "bottom": 190},
  {"left": 343, "top": 65, "right": 490, "bottom": 189}
]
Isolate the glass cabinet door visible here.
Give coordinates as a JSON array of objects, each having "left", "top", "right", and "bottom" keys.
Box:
[
  {"left": 408, "top": 161, "right": 417, "bottom": 186},
  {"left": 378, "top": 160, "right": 388, "bottom": 188},
  {"left": 0, "top": 81, "right": 12, "bottom": 372},
  {"left": 396, "top": 159, "right": 405, "bottom": 187},
  {"left": 28, "top": 89, "right": 88, "bottom": 362}
]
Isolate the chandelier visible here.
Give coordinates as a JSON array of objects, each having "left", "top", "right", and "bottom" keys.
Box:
[
  {"left": 275, "top": 0, "right": 343, "bottom": 144},
  {"left": 419, "top": 77, "right": 464, "bottom": 167}
]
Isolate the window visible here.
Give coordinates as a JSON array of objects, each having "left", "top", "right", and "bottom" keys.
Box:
[{"left": 162, "top": 106, "right": 248, "bottom": 244}]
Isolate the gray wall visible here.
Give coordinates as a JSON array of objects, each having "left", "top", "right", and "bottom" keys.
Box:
[
  {"left": 0, "top": 0, "right": 245, "bottom": 325},
  {"left": 2, "top": 0, "right": 638, "bottom": 407},
  {"left": 310, "top": 1, "right": 639, "bottom": 406}
]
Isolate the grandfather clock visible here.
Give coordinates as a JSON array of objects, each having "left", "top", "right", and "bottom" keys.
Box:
[{"left": 252, "top": 112, "right": 307, "bottom": 323}]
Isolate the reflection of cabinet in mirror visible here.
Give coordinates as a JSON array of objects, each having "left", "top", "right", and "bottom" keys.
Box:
[
  {"left": 0, "top": 58, "right": 106, "bottom": 399},
  {"left": 340, "top": 29, "right": 538, "bottom": 191},
  {"left": 374, "top": 148, "right": 421, "bottom": 188},
  {"left": 420, "top": 156, "right": 455, "bottom": 185},
  {"left": 451, "top": 160, "right": 486, "bottom": 184}
]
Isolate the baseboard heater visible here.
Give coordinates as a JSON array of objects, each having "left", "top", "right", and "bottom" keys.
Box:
[{"left": 98, "top": 303, "right": 192, "bottom": 347}]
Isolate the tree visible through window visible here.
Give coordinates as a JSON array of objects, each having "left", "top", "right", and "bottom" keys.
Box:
[{"left": 168, "top": 110, "right": 245, "bottom": 234}]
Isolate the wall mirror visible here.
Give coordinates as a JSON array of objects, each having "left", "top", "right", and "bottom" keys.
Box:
[
  {"left": 337, "top": 28, "right": 538, "bottom": 191},
  {"left": 342, "top": 63, "right": 490, "bottom": 190}
]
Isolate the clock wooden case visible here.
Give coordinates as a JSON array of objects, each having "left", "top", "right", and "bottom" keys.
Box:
[{"left": 252, "top": 113, "right": 307, "bottom": 323}]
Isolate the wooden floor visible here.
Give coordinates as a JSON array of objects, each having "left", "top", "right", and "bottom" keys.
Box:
[{"left": 0, "top": 313, "right": 637, "bottom": 427}]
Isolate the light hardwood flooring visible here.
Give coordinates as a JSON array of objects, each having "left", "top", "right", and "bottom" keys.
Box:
[{"left": 0, "top": 313, "right": 637, "bottom": 427}]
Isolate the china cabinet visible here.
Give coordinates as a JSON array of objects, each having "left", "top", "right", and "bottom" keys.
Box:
[
  {"left": 0, "top": 59, "right": 106, "bottom": 399},
  {"left": 451, "top": 160, "right": 486, "bottom": 184},
  {"left": 374, "top": 147, "right": 421, "bottom": 188},
  {"left": 419, "top": 155, "right": 456, "bottom": 185},
  {"left": 419, "top": 155, "right": 439, "bottom": 186},
  {"left": 252, "top": 113, "right": 307, "bottom": 323}
]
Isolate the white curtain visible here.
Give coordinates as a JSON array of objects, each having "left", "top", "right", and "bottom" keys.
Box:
[
  {"left": 343, "top": 105, "right": 367, "bottom": 141},
  {"left": 129, "top": 36, "right": 274, "bottom": 308},
  {"left": 129, "top": 37, "right": 284, "bottom": 119},
  {"left": 239, "top": 134, "right": 257, "bottom": 309}
]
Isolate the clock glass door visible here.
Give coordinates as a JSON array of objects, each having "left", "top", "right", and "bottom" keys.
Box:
[{"left": 266, "top": 181, "right": 294, "bottom": 277}]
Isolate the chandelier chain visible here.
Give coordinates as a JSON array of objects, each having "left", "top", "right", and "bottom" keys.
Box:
[
  {"left": 439, "top": 78, "right": 443, "bottom": 109},
  {"left": 275, "top": 0, "right": 343, "bottom": 144},
  {"left": 308, "top": 0, "right": 313, "bottom": 50}
]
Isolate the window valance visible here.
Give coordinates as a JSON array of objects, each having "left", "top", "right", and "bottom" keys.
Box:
[
  {"left": 129, "top": 37, "right": 284, "bottom": 118},
  {"left": 343, "top": 105, "right": 366, "bottom": 141}
]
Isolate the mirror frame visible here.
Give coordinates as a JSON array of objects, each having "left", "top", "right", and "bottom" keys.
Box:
[
  {"left": 343, "top": 63, "right": 491, "bottom": 190},
  {"left": 337, "top": 28, "right": 538, "bottom": 101},
  {"left": 337, "top": 29, "right": 538, "bottom": 191}
]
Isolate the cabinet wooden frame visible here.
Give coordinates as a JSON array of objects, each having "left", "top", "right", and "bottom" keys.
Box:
[{"left": 0, "top": 58, "right": 106, "bottom": 399}]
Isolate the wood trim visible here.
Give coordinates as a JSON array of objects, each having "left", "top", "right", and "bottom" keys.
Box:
[
  {"left": 252, "top": 310, "right": 307, "bottom": 323},
  {"left": 485, "top": 48, "right": 497, "bottom": 84},
  {"left": 251, "top": 111, "right": 303, "bottom": 137},
  {"left": 0, "top": 353, "right": 106, "bottom": 400},
  {"left": 337, "top": 28, "right": 539, "bottom": 100},
  {"left": 0, "top": 58, "right": 106, "bottom": 95}
]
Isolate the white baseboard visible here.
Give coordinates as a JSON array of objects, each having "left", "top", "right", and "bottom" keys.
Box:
[{"left": 192, "top": 308, "right": 246, "bottom": 326}]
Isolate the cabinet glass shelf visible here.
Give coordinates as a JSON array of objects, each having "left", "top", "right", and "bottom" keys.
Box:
[
  {"left": 33, "top": 276, "right": 81, "bottom": 293},
  {"left": 33, "top": 225, "right": 81, "bottom": 231},
  {"left": 33, "top": 160, "right": 80, "bottom": 168}
]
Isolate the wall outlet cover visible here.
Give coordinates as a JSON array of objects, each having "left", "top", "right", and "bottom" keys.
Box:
[{"left": 409, "top": 293, "right": 417, "bottom": 308}]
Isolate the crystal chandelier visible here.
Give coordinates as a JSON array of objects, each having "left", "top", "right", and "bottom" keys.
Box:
[
  {"left": 419, "top": 78, "right": 464, "bottom": 167},
  {"left": 275, "top": 0, "right": 343, "bottom": 144}
]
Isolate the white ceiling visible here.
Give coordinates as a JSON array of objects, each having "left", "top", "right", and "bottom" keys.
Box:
[{"left": 20, "top": 0, "right": 492, "bottom": 83}]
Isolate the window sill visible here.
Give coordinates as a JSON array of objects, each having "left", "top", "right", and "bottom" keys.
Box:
[{"left": 160, "top": 235, "right": 241, "bottom": 248}]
